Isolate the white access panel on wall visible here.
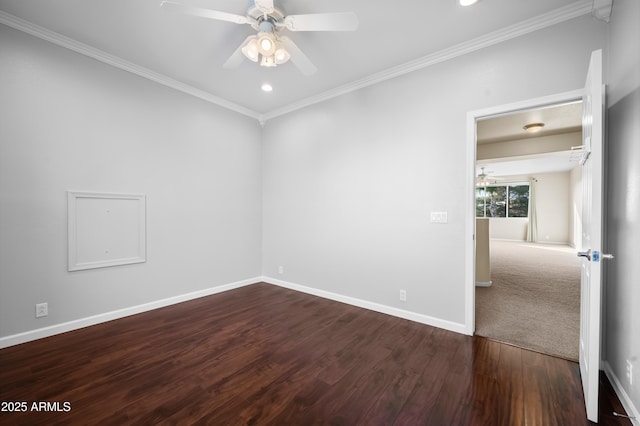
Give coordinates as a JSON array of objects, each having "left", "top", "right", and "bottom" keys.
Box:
[{"left": 68, "top": 191, "right": 146, "bottom": 271}]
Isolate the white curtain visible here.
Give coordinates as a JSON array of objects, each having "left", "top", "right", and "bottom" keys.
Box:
[{"left": 526, "top": 178, "right": 538, "bottom": 242}]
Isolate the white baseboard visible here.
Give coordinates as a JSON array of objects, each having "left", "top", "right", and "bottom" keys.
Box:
[
  {"left": 262, "top": 276, "right": 468, "bottom": 335},
  {"left": 1, "top": 276, "right": 468, "bottom": 349},
  {"left": 604, "top": 361, "right": 640, "bottom": 425},
  {"left": 491, "top": 238, "right": 571, "bottom": 245},
  {"left": 0, "top": 277, "right": 261, "bottom": 349}
]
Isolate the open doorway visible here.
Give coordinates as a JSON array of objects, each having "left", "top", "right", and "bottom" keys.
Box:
[{"left": 470, "top": 99, "right": 584, "bottom": 360}]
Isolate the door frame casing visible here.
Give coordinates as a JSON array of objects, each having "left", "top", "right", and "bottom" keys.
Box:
[{"left": 464, "top": 89, "right": 585, "bottom": 335}]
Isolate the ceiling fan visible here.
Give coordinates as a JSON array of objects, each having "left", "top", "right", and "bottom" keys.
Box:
[
  {"left": 476, "top": 167, "right": 504, "bottom": 187},
  {"left": 161, "top": 0, "right": 359, "bottom": 75}
]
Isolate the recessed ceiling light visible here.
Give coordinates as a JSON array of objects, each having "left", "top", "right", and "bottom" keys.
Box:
[
  {"left": 523, "top": 122, "right": 545, "bottom": 133},
  {"left": 459, "top": 0, "right": 479, "bottom": 6},
  {"left": 261, "top": 83, "right": 273, "bottom": 92}
]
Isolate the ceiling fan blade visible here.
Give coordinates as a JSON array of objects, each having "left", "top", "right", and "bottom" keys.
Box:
[
  {"left": 161, "top": 1, "right": 250, "bottom": 25},
  {"left": 284, "top": 12, "right": 358, "bottom": 31},
  {"left": 223, "top": 36, "right": 255, "bottom": 69},
  {"left": 280, "top": 37, "right": 317, "bottom": 76}
]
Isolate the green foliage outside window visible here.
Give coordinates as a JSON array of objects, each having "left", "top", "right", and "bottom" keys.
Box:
[{"left": 476, "top": 184, "right": 529, "bottom": 218}]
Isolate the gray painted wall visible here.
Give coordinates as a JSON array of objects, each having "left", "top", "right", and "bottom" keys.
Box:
[
  {"left": 484, "top": 171, "right": 574, "bottom": 243},
  {"left": 605, "top": 0, "right": 640, "bottom": 414},
  {"left": 0, "top": 25, "right": 263, "bottom": 337},
  {"left": 262, "top": 16, "right": 606, "bottom": 326}
]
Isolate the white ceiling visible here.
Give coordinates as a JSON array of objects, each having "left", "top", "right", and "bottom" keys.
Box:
[
  {"left": 477, "top": 101, "right": 583, "bottom": 144},
  {"left": 477, "top": 150, "right": 582, "bottom": 178},
  {"left": 0, "top": 0, "right": 595, "bottom": 121},
  {"left": 476, "top": 99, "right": 583, "bottom": 178}
]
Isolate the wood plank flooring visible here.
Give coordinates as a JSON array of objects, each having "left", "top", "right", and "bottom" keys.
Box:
[{"left": 0, "top": 283, "right": 632, "bottom": 425}]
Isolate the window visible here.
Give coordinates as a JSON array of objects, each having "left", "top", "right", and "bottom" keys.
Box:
[{"left": 476, "top": 184, "right": 529, "bottom": 218}]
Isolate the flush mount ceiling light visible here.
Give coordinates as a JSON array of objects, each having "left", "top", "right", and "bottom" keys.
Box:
[
  {"left": 523, "top": 122, "right": 545, "bottom": 133},
  {"left": 459, "top": 0, "right": 479, "bottom": 6},
  {"left": 261, "top": 83, "right": 273, "bottom": 92}
]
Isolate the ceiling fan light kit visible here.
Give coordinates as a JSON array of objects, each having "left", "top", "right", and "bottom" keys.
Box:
[
  {"left": 161, "top": 0, "right": 358, "bottom": 75},
  {"left": 274, "top": 48, "right": 290, "bottom": 64},
  {"left": 241, "top": 21, "right": 292, "bottom": 67},
  {"left": 258, "top": 34, "right": 275, "bottom": 56},
  {"left": 241, "top": 37, "right": 259, "bottom": 62}
]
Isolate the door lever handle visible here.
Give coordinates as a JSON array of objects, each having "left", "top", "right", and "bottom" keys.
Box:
[
  {"left": 577, "top": 249, "right": 614, "bottom": 261},
  {"left": 577, "top": 249, "right": 592, "bottom": 261}
]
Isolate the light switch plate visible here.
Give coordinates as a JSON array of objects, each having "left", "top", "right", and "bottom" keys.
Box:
[{"left": 430, "top": 211, "right": 448, "bottom": 224}]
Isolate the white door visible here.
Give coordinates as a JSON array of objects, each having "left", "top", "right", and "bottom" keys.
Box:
[{"left": 578, "top": 49, "right": 609, "bottom": 423}]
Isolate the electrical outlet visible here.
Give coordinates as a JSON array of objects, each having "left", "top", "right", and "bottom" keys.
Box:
[
  {"left": 35, "top": 302, "right": 48, "bottom": 318},
  {"left": 399, "top": 290, "right": 407, "bottom": 302},
  {"left": 278, "top": 265, "right": 284, "bottom": 274},
  {"left": 627, "top": 360, "right": 633, "bottom": 386}
]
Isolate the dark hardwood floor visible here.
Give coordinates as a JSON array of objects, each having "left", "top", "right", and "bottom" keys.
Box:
[{"left": 0, "top": 282, "right": 631, "bottom": 425}]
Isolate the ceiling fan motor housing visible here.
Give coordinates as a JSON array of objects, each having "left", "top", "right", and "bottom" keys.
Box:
[{"left": 248, "top": 1, "right": 284, "bottom": 31}]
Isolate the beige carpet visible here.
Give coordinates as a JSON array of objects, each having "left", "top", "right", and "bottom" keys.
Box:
[{"left": 475, "top": 240, "right": 581, "bottom": 361}]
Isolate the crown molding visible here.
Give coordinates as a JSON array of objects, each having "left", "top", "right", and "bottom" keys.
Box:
[
  {"left": 0, "top": 11, "right": 261, "bottom": 121},
  {"left": 262, "top": 0, "right": 593, "bottom": 122},
  {"left": 1, "top": 1, "right": 593, "bottom": 125}
]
